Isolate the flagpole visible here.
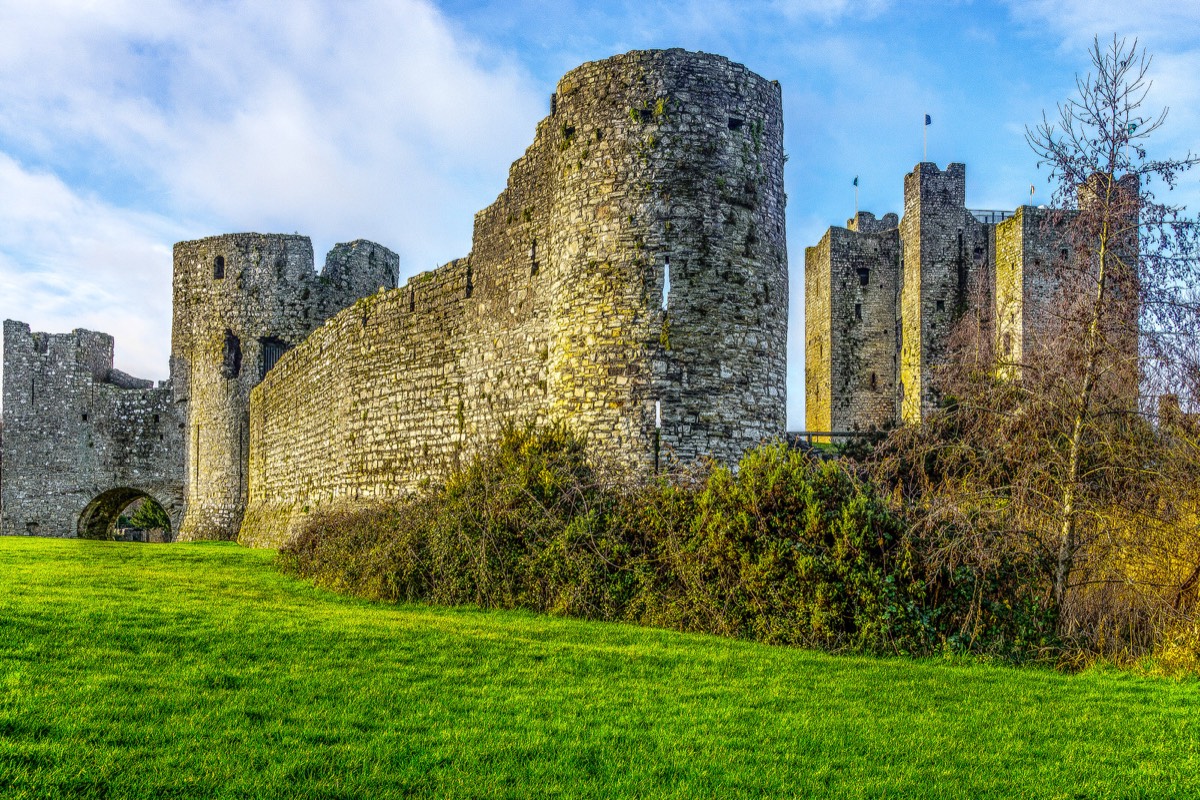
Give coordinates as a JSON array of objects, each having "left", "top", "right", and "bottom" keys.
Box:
[{"left": 923, "top": 114, "right": 927, "bottom": 162}]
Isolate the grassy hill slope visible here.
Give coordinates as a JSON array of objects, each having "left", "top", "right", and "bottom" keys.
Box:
[{"left": 0, "top": 537, "right": 1196, "bottom": 799}]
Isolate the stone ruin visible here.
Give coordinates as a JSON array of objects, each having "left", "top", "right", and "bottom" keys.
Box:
[
  {"left": 805, "top": 163, "right": 1139, "bottom": 435},
  {"left": 1, "top": 49, "right": 789, "bottom": 546}
]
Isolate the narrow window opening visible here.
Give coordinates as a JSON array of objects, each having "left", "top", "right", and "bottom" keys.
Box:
[
  {"left": 854, "top": 303, "right": 862, "bottom": 321},
  {"left": 550, "top": 93, "right": 557, "bottom": 116},
  {"left": 856, "top": 267, "right": 870, "bottom": 286},
  {"left": 260, "top": 337, "right": 290, "bottom": 378},
  {"left": 465, "top": 263, "right": 473, "bottom": 298},
  {"left": 1061, "top": 248, "right": 1069, "bottom": 260},
  {"left": 727, "top": 117, "right": 744, "bottom": 131},
  {"left": 214, "top": 255, "right": 225, "bottom": 280},
  {"left": 956, "top": 230, "right": 967, "bottom": 296},
  {"left": 653, "top": 400, "right": 662, "bottom": 474},
  {"left": 222, "top": 330, "right": 242, "bottom": 379},
  {"left": 595, "top": 129, "right": 604, "bottom": 142},
  {"left": 530, "top": 239, "right": 539, "bottom": 277},
  {"left": 81, "top": 413, "right": 88, "bottom": 422},
  {"left": 661, "top": 256, "right": 671, "bottom": 310},
  {"left": 153, "top": 414, "right": 159, "bottom": 424},
  {"left": 936, "top": 299, "right": 945, "bottom": 313},
  {"left": 870, "top": 372, "right": 878, "bottom": 391},
  {"left": 409, "top": 289, "right": 415, "bottom": 312}
]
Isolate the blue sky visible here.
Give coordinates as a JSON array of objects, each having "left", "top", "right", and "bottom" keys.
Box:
[{"left": 0, "top": 0, "right": 1197, "bottom": 426}]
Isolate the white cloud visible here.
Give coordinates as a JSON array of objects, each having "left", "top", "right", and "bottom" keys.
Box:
[
  {"left": 0, "top": 0, "right": 546, "bottom": 407},
  {"left": 0, "top": 0, "right": 543, "bottom": 268},
  {"left": 1003, "top": 0, "right": 1200, "bottom": 50},
  {"left": 0, "top": 152, "right": 185, "bottom": 390}
]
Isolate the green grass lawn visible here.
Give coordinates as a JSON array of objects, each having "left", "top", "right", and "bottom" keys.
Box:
[{"left": 0, "top": 538, "right": 1197, "bottom": 799}]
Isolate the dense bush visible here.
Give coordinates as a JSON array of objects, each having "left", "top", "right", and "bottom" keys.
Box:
[{"left": 280, "top": 424, "right": 1065, "bottom": 658}]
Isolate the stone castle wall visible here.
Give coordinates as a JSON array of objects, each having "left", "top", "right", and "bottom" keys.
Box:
[
  {"left": 898, "top": 163, "right": 991, "bottom": 422},
  {"left": 171, "top": 234, "right": 397, "bottom": 541},
  {"left": 805, "top": 213, "right": 900, "bottom": 436},
  {"left": 0, "top": 320, "right": 184, "bottom": 538},
  {"left": 241, "top": 49, "right": 788, "bottom": 548},
  {"left": 805, "top": 163, "right": 1093, "bottom": 434}
]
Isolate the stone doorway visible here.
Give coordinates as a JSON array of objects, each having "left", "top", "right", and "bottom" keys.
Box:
[{"left": 77, "top": 489, "right": 175, "bottom": 542}]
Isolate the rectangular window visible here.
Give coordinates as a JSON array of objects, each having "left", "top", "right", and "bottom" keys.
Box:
[{"left": 854, "top": 303, "right": 862, "bottom": 321}]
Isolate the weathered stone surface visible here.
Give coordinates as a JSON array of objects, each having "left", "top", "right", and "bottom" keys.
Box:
[
  {"left": 805, "top": 162, "right": 1094, "bottom": 433},
  {"left": 2, "top": 49, "right": 787, "bottom": 548},
  {"left": 171, "top": 234, "right": 397, "bottom": 541},
  {"left": 241, "top": 49, "right": 789, "bottom": 548},
  {"left": 805, "top": 214, "right": 900, "bottom": 437},
  {"left": 0, "top": 321, "right": 184, "bottom": 538}
]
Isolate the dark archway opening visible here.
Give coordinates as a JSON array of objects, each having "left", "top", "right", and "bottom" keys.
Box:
[{"left": 78, "top": 489, "right": 174, "bottom": 543}]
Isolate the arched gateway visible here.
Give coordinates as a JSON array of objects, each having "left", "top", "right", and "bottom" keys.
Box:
[
  {"left": 0, "top": 322, "right": 185, "bottom": 538},
  {"left": 77, "top": 488, "right": 180, "bottom": 542}
]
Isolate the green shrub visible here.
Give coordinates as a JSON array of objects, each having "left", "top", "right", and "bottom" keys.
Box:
[
  {"left": 280, "top": 425, "right": 1036, "bottom": 658},
  {"left": 636, "top": 445, "right": 929, "bottom": 653}
]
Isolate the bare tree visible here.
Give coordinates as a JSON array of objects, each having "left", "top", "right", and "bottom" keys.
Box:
[
  {"left": 1026, "top": 36, "right": 1200, "bottom": 620},
  {"left": 868, "top": 38, "right": 1200, "bottom": 660}
]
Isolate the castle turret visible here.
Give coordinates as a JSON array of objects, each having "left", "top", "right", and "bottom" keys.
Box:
[
  {"left": 899, "top": 163, "right": 989, "bottom": 422},
  {"left": 171, "top": 234, "right": 396, "bottom": 541},
  {"left": 535, "top": 49, "right": 789, "bottom": 468}
]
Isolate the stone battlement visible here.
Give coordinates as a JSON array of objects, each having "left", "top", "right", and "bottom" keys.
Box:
[
  {"left": 0, "top": 320, "right": 184, "bottom": 538},
  {"left": 806, "top": 162, "right": 1137, "bottom": 435}
]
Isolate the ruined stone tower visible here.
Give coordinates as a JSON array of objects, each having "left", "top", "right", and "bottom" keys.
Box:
[
  {"left": 2, "top": 48, "right": 786, "bottom": 546},
  {"left": 804, "top": 211, "right": 900, "bottom": 436},
  {"left": 171, "top": 235, "right": 397, "bottom": 541},
  {"left": 805, "top": 162, "right": 995, "bottom": 436},
  {"left": 241, "top": 49, "right": 788, "bottom": 546},
  {"left": 898, "top": 163, "right": 989, "bottom": 422},
  {"left": 1, "top": 321, "right": 184, "bottom": 538}
]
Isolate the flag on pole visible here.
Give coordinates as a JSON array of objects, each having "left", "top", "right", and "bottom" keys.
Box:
[
  {"left": 925, "top": 114, "right": 932, "bottom": 126},
  {"left": 853, "top": 176, "right": 858, "bottom": 187}
]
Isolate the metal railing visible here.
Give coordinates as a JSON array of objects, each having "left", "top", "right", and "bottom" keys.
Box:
[
  {"left": 968, "top": 209, "right": 1014, "bottom": 224},
  {"left": 785, "top": 430, "right": 883, "bottom": 448}
]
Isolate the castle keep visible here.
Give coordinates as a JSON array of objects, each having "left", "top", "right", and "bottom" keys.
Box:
[
  {"left": 805, "top": 162, "right": 1110, "bottom": 434},
  {"left": 1, "top": 49, "right": 788, "bottom": 546}
]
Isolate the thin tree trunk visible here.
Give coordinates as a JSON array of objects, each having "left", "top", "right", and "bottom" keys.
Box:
[{"left": 1055, "top": 210, "right": 1112, "bottom": 621}]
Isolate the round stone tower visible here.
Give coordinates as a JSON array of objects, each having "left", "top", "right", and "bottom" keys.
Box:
[
  {"left": 534, "top": 49, "right": 789, "bottom": 469},
  {"left": 171, "top": 233, "right": 396, "bottom": 540}
]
